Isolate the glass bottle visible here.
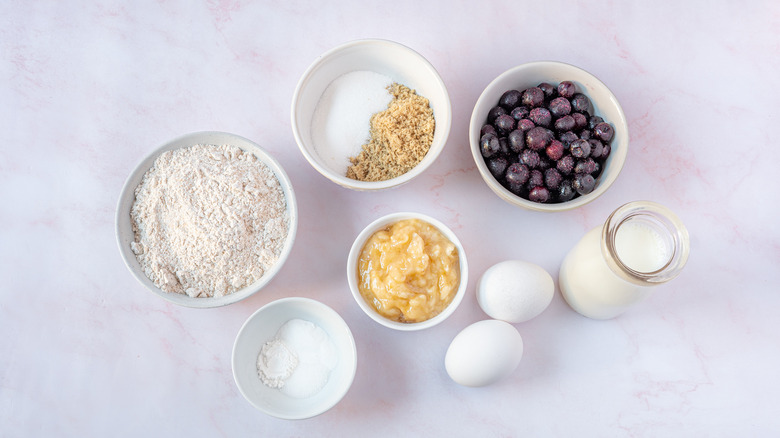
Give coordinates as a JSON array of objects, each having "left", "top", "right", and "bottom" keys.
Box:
[{"left": 558, "top": 201, "right": 690, "bottom": 319}]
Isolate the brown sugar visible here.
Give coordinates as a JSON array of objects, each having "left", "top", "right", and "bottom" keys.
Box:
[{"left": 346, "top": 83, "right": 435, "bottom": 182}]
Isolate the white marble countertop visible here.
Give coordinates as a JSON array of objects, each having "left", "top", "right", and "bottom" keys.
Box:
[{"left": 2, "top": 1, "right": 778, "bottom": 436}]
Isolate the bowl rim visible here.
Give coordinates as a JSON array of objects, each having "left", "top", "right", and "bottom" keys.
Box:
[
  {"left": 346, "top": 212, "right": 468, "bottom": 331},
  {"left": 115, "top": 131, "right": 298, "bottom": 308},
  {"left": 231, "top": 296, "right": 358, "bottom": 420},
  {"left": 469, "top": 60, "right": 629, "bottom": 212},
  {"left": 291, "top": 38, "right": 452, "bottom": 191}
]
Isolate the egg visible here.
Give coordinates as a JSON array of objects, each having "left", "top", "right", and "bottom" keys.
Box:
[
  {"left": 477, "top": 260, "right": 554, "bottom": 323},
  {"left": 445, "top": 320, "right": 523, "bottom": 387}
]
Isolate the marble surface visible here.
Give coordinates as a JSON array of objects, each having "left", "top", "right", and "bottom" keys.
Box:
[{"left": 2, "top": 1, "right": 779, "bottom": 436}]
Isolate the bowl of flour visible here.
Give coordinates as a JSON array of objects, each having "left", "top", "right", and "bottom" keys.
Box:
[
  {"left": 116, "top": 131, "right": 298, "bottom": 308},
  {"left": 291, "top": 39, "right": 452, "bottom": 190}
]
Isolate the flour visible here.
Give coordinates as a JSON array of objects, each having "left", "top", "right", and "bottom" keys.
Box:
[{"left": 130, "top": 143, "right": 288, "bottom": 298}]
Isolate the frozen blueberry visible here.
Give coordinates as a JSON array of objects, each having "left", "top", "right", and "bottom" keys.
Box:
[
  {"left": 529, "top": 186, "right": 550, "bottom": 203},
  {"left": 517, "top": 119, "right": 536, "bottom": 132},
  {"left": 557, "top": 155, "right": 575, "bottom": 174},
  {"left": 575, "top": 157, "right": 599, "bottom": 175},
  {"left": 529, "top": 107, "right": 552, "bottom": 127},
  {"left": 588, "top": 115, "right": 604, "bottom": 130},
  {"left": 488, "top": 156, "right": 509, "bottom": 179},
  {"left": 481, "top": 124, "right": 497, "bottom": 137},
  {"left": 544, "top": 168, "right": 563, "bottom": 190},
  {"left": 557, "top": 81, "right": 576, "bottom": 98},
  {"left": 538, "top": 82, "right": 556, "bottom": 98},
  {"left": 499, "top": 89, "right": 522, "bottom": 110},
  {"left": 525, "top": 126, "right": 552, "bottom": 151},
  {"left": 546, "top": 139, "right": 564, "bottom": 161},
  {"left": 593, "top": 122, "right": 614, "bottom": 142},
  {"left": 519, "top": 149, "right": 541, "bottom": 168},
  {"left": 508, "top": 129, "right": 525, "bottom": 153},
  {"left": 573, "top": 174, "right": 596, "bottom": 195},
  {"left": 572, "top": 112, "right": 588, "bottom": 130},
  {"left": 558, "top": 180, "right": 575, "bottom": 202},
  {"left": 494, "top": 114, "right": 516, "bottom": 133},
  {"left": 527, "top": 169, "right": 544, "bottom": 190},
  {"left": 549, "top": 97, "right": 572, "bottom": 118},
  {"left": 570, "top": 139, "right": 591, "bottom": 158},
  {"left": 588, "top": 139, "right": 604, "bottom": 159},
  {"left": 554, "top": 115, "right": 575, "bottom": 132},
  {"left": 510, "top": 106, "right": 530, "bottom": 121},
  {"left": 480, "top": 133, "right": 501, "bottom": 158},
  {"left": 570, "top": 93, "right": 591, "bottom": 113},
  {"left": 521, "top": 87, "right": 545, "bottom": 107},
  {"left": 505, "top": 163, "right": 530, "bottom": 186},
  {"left": 559, "top": 131, "right": 578, "bottom": 148}
]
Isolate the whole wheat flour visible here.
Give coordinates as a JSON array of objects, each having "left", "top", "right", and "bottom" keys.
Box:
[{"left": 130, "top": 144, "right": 289, "bottom": 298}]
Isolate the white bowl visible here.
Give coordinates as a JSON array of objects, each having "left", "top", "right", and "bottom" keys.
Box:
[
  {"left": 232, "top": 297, "right": 357, "bottom": 420},
  {"left": 346, "top": 212, "right": 468, "bottom": 331},
  {"left": 115, "top": 131, "right": 298, "bottom": 308},
  {"left": 469, "top": 61, "right": 629, "bottom": 212},
  {"left": 291, "top": 39, "right": 452, "bottom": 190}
]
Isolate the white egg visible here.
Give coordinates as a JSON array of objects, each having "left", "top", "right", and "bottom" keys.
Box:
[
  {"left": 445, "top": 320, "right": 523, "bottom": 387},
  {"left": 477, "top": 260, "right": 554, "bottom": 323}
]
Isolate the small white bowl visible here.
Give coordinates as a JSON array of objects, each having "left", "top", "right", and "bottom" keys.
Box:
[
  {"left": 469, "top": 61, "right": 629, "bottom": 212},
  {"left": 115, "top": 131, "right": 298, "bottom": 308},
  {"left": 291, "top": 39, "right": 452, "bottom": 190},
  {"left": 232, "top": 297, "right": 357, "bottom": 420},
  {"left": 346, "top": 212, "right": 468, "bottom": 331}
]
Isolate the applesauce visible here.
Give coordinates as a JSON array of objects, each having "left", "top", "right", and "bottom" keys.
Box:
[{"left": 357, "top": 218, "right": 460, "bottom": 323}]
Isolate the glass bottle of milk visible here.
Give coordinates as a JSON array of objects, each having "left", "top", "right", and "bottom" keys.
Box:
[{"left": 559, "top": 201, "right": 690, "bottom": 319}]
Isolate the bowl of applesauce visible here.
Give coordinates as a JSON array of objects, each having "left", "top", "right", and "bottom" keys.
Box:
[{"left": 346, "top": 212, "right": 468, "bottom": 331}]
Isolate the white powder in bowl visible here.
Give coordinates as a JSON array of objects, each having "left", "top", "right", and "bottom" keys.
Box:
[
  {"left": 130, "top": 143, "right": 289, "bottom": 298},
  {"left": 310, "top": 70, "right": 394, "bottom": 175}
]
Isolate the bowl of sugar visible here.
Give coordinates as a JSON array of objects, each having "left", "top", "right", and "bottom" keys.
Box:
[
  {"left": 232, "top": 297, "right": 357, "bottom": 420},
  {"left": 291, "top": 39, "right": 452, "bottom": 190}
]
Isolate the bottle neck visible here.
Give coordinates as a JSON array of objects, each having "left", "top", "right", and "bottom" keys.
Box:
[{"left": 601, "top": 201, "right": 690, "bottom": 286}]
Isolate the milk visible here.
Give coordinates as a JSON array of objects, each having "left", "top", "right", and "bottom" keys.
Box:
[{"left": 559, "top": 220, "right": 673, "bottom": 319}]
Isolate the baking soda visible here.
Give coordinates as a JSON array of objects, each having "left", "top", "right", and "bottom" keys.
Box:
[
  {"left": 257, "top": 319, "right": 338, "bottom": 398},
  {"left": 311, "top": 70, "right": 394, "bottom": 175}
]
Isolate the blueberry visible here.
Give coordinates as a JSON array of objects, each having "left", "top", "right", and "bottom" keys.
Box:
[
  {"left": 527, "top": 169, "right": 544, "bottom": 190},
  {"left": 517, "top": 119, "right": 536, "bottom": 132},
  {"left": 549, "top": 97, "right": 571, "bottom": 118},
  {"left": 494, "top": 114, "right": 516, "bottom": 133},
  {"left": 588, "top": 139, "right": 604, "bottom": 159},
  {"left": 557, "top": 155, "right": 575, "bottom": 174},
  {"left": 554, "top": 115, "right": 576, "bottom": 132},
  {"left": 544, "top": 168, "right": 563, "bottom": 190},
  {"left": 521, "top": 87, "right": 544, "bottom": 107},
  {"left": 573, "top": 174, "right": 596, "bottom": 195},
  {"left": 558, "top": 180, "right": 575, "bottom": 202},
  {"left": 570, "top": 139, "right": 591, "bottom": 158},
  {"left": 572, "top": 112, "right": 588, "bottom": 131},
  {"left": 525, "top": 126, "right": 552, "bottom": 151},
  {"left": 588, "top": 115, "right": 604, "bottom": 130},
  {"left": 505, "top": 163, "right": 530, "bottom": 186},
  {"left": 575, "top": 157, "right": 599, "bottom": 175},
  {"left": 538, "top": 82, "right": 556, "bottom": 99},
  {"left": 488, "top": 106, "right": 507, "bottom": 123},
  {"left": 499, "top": 90, "right": 522, "bottom": 110},
  {"left": 480, "top": 133, "right": 501, "bottom": 158},
  {"left": 488, "top": 156, "right": 509, "bottom": 179},
  {"left": 557, "top": 81, "right": 576, "bottom": 98},
  {"left": 529, "top": 107, "right": 552, "bottom": 127},
  {"left": 546, "top": 139, "right": 564, "bottom": 160},
  {"left": 593, "top": 122, "right": 614, "bottom": 142},
  {"left": 579, "top": 129, "right": 592, "bottom": 140},
  {"left": 559, "top": 131, "right": 578, "bottom": 148},
  {"left": 519, "top": 149, "right": 541, "bottom": 168},
  {"left": 510, "top": 106, "right": 530, "bottom": 121},
  {"left": 570, "top": 93, "right": 591, "bottom": 113},
  {"left": 480, "top": 124, "right": 497, "bottom": 137},
  {"left": 508, "top": 130, "right": 525, "bottom": 153},
  {"left": 529, "top": 186, "right": 550, "bottom": 203}
]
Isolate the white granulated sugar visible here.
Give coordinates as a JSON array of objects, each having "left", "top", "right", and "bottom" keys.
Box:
[
  {"left": 130, "top": 143, "right": 288, "bottom": 298},
  {"left": 311, "top": 70, "right": 394, "bottom": 174}
]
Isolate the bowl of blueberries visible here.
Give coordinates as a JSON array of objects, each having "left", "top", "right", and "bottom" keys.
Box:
[{"left": 469, "top": 61, "right": 629, "bottom": 212}]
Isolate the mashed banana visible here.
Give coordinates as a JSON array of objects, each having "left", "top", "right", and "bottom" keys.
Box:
[{"left": 357, "top": 219, "right": 460, "bottom": 323}]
